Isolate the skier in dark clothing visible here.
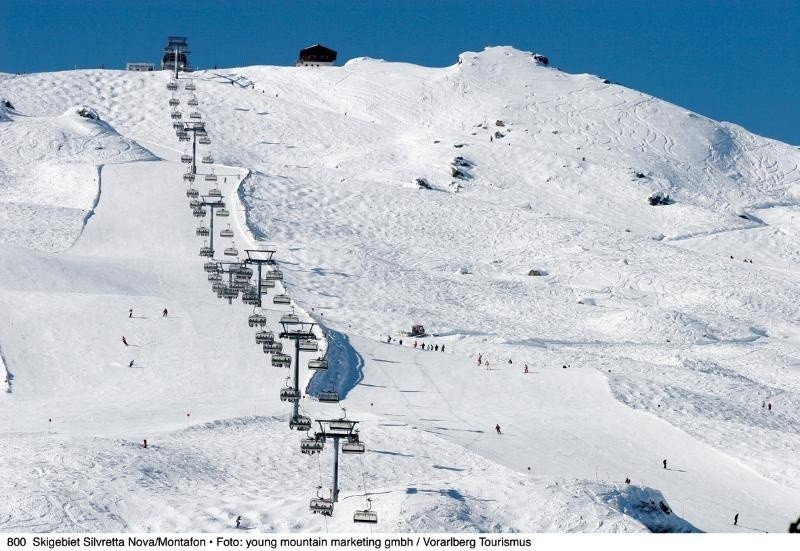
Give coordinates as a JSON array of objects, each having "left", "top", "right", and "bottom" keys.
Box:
[
  {"left": 129, "top": 308, "right": 133, "bottom": 318},
  {"left": 122, "top": 336, "right": 128, "bottom": 346},
  {"left": 441, "top": 345, "right": 445, "bottom": 352},
  {"left": 734, "top": 513, "right": 739, "bottom": 526},
  {"left": 495, "top": 424, "right": 501, "bottom": 435},
  {"left": 434, "top": 344, "right": 438, "bottom": 351},
  {"left": 129, "top": 360, "right": 134, "bottom": 368},
  {"left": 236, "top": 516, "right": 241, "bottom": 528},
  {"left": 663, "top": 459, "right": 667, "bottom": 469},
  {"left": 162, "top": 308, "right": 168, "bottom": 317}
]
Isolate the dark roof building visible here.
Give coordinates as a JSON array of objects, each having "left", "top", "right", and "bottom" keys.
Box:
[{"left": 296, "top": 44, "right": 337, "bottom": 67}]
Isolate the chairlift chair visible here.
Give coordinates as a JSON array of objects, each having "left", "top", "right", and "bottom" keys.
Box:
[
  {"left": 173, "top": 121, "right": 184, "bottom": 130},
  {"left": 280, "top": 313, "right": 299, "bottom": 324},
  {"left": 248, "top": 314, "right": 267, "bottom": 327},
  {"left": 353, "top": 499, "right": 377, "bottom": 524},
  {"left": 205, "top": 173, "right": 218, "bottom": 182},
  {"left": 208, "top": 187, "right": 222, "bottom": 197},
  {"left": 273, "top": 294, "right": 291, "bottom": 305},
  {"left": 192, "top": 207, "right": 206, "bottom": 217},
  {"left": 216, "top": 208, "right": 229, "bottom": 217},
  {"left": 186, "top": 187, "right": 199, "bottom": 198},
  {"left": 263, "top": 269, "right": 283, "bottom": 281},
  {"left": 181, "top": 154, "right": 192, "bottom": 163},
  {"left": 289, "top": 415, "right": 312, "bottom": 431},
  {"left": 310, "top": 488, "right": 334, "bottom": 516},
  {"left": 199, "top": 136, "right": 211, "bottom": 145},
  {"left": 308, "top": 358, "right": 328, "bottom": 370},
  {"left": 234, "top": 272, "right": 251, "bottom": 283},
  {"left": 199, "top": 245, "right": 213, "bottom": 257},
  {"left": 327, "top": 420, "right": 352, "bottom": 433},
  {"left": 189, "top": 199, "right": 201, "bottom": 208},
  {"left": 188, "top": 96, "right": 198, "bottom": 106},
  {"left": 167, "top": 80, "right": 178, "bottom": 91},
  {"left": 169, "top": 98, "right": 180, "bottom": 107},
  {"left": 202, "top": 155, "right": 214, "bottom": 164},
  {"left": 208, "top": 272, "right": 222, "bottom": 282},
  {"left": 222, "top": 287, "right": 239, "bottom": 299},
  {"left": 185, "top": 82, "right": 196, "bottom": 91},
  {"left": 170, "top": 111, "right": 182, "bottom": 119},
  {"left": 318, "top": 391, "right": 340, "bottom": 404},
  {"left": 237, "top": 266, "right": 253, "bottom": 277},
  {"left": 196, "top": 225, "right": 209, "bottom": 237},
  {"left": 342, "top": 435, "right": 366, "bottom": 455},
  {"left": 189, "top": 111, "right": 201, "bottom": 119},
  {"left": 280, "top": 387, "right": 301, "bottom": 403},
  {"left": 224, "top": 246, "right": 238, "bottom": 257},
  {"left": 299, "top": 339, "right": 318, "bottom": 352},
  {"left": 255, "top": 330, "right": 274, "bottom": 344},
  {"left": 203, "top": 262, "right": 219, "bottom": 273},
  {"left": 301, "top": 437, "right": 324, "bottom": 455},
  {"left": 242, "top": 292, "right": 260, "bottom": 306},
  {"left": 178, "top": 133, "right": 190, "bottom": 142},
  {"left": 212, "top": 281, "right": 224, "bottom": 292},
  {"left": 183, "top": 172, "right": 195, "bottom": 181},
  {"left": 271, "top": 353, "right": 291, "bottom": 368},
  {"left": 263, "top": 341, "right": 282, "bottom": 354}
]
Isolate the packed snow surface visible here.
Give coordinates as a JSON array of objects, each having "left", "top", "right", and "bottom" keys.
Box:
[{"left": 1, "top": 47, "right": 799, "bottom": 533}]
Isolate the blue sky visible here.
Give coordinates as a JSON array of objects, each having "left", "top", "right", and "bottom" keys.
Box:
[{"left": 1, "top": 0, "right": 798, "bottom": 144}]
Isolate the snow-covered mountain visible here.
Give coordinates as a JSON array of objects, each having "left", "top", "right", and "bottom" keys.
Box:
[{"left": 1, "top": 46, "right": 798, "bottom": 533}]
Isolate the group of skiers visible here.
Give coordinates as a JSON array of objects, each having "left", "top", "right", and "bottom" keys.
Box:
[
  {"left": 122, "top": 307, "right": 169, "bottom": 365},
  {"left": 386, "top": 335, "right": 446, "bottom": 352}
]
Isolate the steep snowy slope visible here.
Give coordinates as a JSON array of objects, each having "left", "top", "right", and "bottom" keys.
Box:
[{"left": 1, "top": 46, "right": 799, "bottom": 533}]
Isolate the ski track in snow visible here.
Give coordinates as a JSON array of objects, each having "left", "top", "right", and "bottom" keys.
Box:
[{"left": 1, "top": 47, "right": 800, "bottom": 533}]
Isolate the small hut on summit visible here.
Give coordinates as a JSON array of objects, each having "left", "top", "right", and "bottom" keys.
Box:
[{"left": 296, "top": 44, "right": 337, "bottom": 67}]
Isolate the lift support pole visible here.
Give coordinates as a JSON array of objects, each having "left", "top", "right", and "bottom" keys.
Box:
[{"left": 332, "top": 437, "right": 340, "bottom": 502}]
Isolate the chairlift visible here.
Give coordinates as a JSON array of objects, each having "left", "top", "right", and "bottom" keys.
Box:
[
  {"left": 255, "top": 330, "right": 274, "bottom": 344},
  {"left": 189, "top": 199, "right": 201, "bottom": 208},
  {"left": 208, "top": 187, "right": 222, "bottom": 197},
  {"left": 263, "top": 341, "right": 282, "bottom": 354},
  {"left": 185, "top": 82, "right": 196, "bottom": 91},
  {"left": 272, "top": 353, "right": 291, "bottom": 368},
  {"left": 181, "top": 154, "right": 192, "bottom": 163},
  {"left": 167, "top": 80, "right": 178, "bottom": 91},
  {"left": 186, "top": 187, "right": 199, "bottom": 198},
  {"left": 170, "top": 111, "right": 182, "bottom": 119},
  {"left": 178, "top": 133, "right": 190, "bottom": 142},
  {"left": 183, "top": 172, "right": 195, "bottom": 181},
  {"left": 308, "top": 358, "right": 328, "bottom": 370},
  {"left": 189, "top": 111, "right": 201, "bottom": 119},
  {"left": 235, "top": 272, "right": 251, "bottom": 283},
  {"left": 188, "top": 96, "right": 198, "bottom": 106},
  {"left": 199, "top": 245, "right": 213, "bottom": 257},
  {"left": 203, "top": 262, "right": 219, "bottom": 273},
  {"left": 195, "top": 225, "right": 209, "bottom": 237},
  {"left": 318, "top": 391, "right": 340, "bottom": 404},
  {"left": 353, "top": 499, "right": 377, "bottom": 524},
  {"left": 310, "top": 487, "right": 334, "bottom": 516},
  {"left": 299, "top": 339, "right": 318, "bottom": 352},
  {"left": 224, "top": 246, "right": 238, "bottom": 257},
  {"left": 280, "top": 313, "right": 299, "bottom": 324},
  {"left": 169, "top": 98, "right": 180, "bottom": 107},
  {"left": 199, "top": 136, "right": 211, "bottom": 145},
  {"left": 260, "top": 279, "right": 276, "bottom": 288},
  {"left": 202, "top": 155, "right": 214, "bottom": 164},
  {"left": 212, "top": 281, "right": 224, "bottom": 292},
  {"left": 242, "top": 292, "right": 260, "bottom": 306},
  {"left": 208, "top": 272, "right": 222, "bottom": 282},
  {"left": 205, "top": 173, "right": 218, "bottom": 182},
  {"left": 273, "top": 294, "right": 291, "bottom": 305},
  {"left": 289, "top": 415, "right": 312, "bottom": 431},
  {"left": 216, "top": 208, "right": 230, "bottom": 217},
  {"left": 301, "top": 437, "right": 325, "bottom": 455},
  {"left": 263, "top": 270, "right": 283, "bottom": 281},
  {"left": 173, "top": 121, "right": 184, "bottom": 130},
  {"left": 192, "top": 207, "right": 206, "bottom": 217},
  {"left": 248, "top": 314, "right": 267, "bottom": 327}
]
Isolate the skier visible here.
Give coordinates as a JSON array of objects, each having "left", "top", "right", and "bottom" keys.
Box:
[
  {"left": 414, "top": 341, "right": 418, "bottom": 349},
  {"left": 162, "top": 308, "right": 168, "bottom": 317},
  {"left": 495, "top": 424, "right": 501, "bottom": 435},
  {"left": 441, "top": 345, "right": 445, "bottom": 352},
  {"left": 128, "top": 360, "right": 134, "bottom": 368},
  {"left": 485, "top": 360, "right": 490, "bottom": 370},
  {"left": 236, "top": 516, "right": 242, "bottom": 529},
  {"left": 387, "top": 335, "right": 391, "bottom": 343},
  {"left": 508, "top": 358, "right": 513, "bottom": 364},
  {"left": 399, "top": 339, "right": 403, "bottom": 346},
  {"left": 524, "top": 364, "right": 529, "bottom": 374},
  {"left": 128, "top": 308, "right": 133, "bottom": 318},
  {"left": 434, "top": 344, "right": 439, "bottom": 351},
  {"left": 734, "top": 513, "right": 739, "bottom": 526},
  {"left": 768, "top": 402, "right": 772, "bottom": 412},
  {"left": 122, "top": 336, "right": 128, "bottom": 346},
  {"left": 663, "top": 459, "right": 667, "bottom": 470},
  {"left": 477, "top": 353, "right": 482, "bottom": 366},
  {"left": 624, "top": 477, "right": 631, "bottom": 484}
]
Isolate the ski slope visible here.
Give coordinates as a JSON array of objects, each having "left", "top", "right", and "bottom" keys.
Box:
[{"left": 1, "top": 47, "right": 799, "bottom": 533}]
